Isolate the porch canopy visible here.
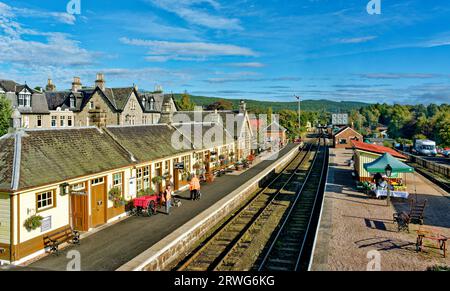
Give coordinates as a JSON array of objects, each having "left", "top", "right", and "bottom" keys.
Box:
[{"left": 364, "top": 153, "right": 415, "bottom": 174}]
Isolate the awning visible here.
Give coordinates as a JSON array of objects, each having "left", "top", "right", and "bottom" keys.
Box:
[{"left": 364, "top": 153, "right": 414, "bottom": 174}]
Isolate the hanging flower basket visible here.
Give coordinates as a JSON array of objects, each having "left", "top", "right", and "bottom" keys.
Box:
[
  {"left": 108, "top": 187, "right": 125, "bottom": 208},
  {"left": 24, "top": 215, "right": 44, "bottom": 231},
  {"left": 152, "top": 176, "right": 164, "bottom": 185}
]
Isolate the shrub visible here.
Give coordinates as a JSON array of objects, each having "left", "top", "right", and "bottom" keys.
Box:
[{"left": 24, "top": 215, "right": 44, "bottom": 231}]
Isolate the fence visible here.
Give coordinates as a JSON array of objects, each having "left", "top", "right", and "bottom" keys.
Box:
[{"left": 402, "top": 152, "right": 450, "bottom": 179}]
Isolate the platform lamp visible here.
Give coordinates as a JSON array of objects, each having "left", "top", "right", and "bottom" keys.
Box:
[{"left": 385, "top": 164, "right": 393, "bottom": 206}]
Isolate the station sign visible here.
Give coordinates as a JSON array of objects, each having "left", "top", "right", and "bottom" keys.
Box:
[{"left": 174, "top": 162, "right": 185, "bottom": 170}]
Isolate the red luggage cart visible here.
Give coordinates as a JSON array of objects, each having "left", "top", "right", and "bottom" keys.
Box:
[{"left": 132, "top": 195, "right": 160, "bottom": 216}]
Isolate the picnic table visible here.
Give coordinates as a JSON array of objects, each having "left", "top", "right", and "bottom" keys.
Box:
[{"left": 416, "top": 228, "right": 447, "bottom": 258}]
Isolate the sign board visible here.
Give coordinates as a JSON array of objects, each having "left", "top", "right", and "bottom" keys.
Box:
[
  {"left": 332, "top": 114, "right": 349, "bottom": 126},
  {"left": 174, "top": 162, "right": 185, "bottom": 170},
  {"left": 41, "top": 216, "right": 52, "bottom": 233},
  {"left": 129, "top": 177, "right": 136, "bottom": 197}
]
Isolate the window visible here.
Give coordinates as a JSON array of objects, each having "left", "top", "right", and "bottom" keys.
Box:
[
  {"left": 89, "top": 101, "right": 94, "bottom": 110},
  {"left": 70, "top": 97, "right": 76, "bottom": 108},
  {"left": 113, "top": 173, "right": 123, "bottom": 190},
  {"left": 68, "top": 116, "right": 73, "bottom": 127},
  {"left": 22, "top": 116, "right": 29, "bottom": 128},
  {"left": 91, "top": 177, "right": 104, "bottom": 186},
  {"left": 131, "top": 101, "right": 136, "bottom": 110},
  {"left": 339, "top": 139, "right": 347, "bottom": 145},
  {"left": 165, "top": 160, "right": 170, "bottom": 172},
  {"left": 183, "top": 155, "right": 191, "bottom": 172},
  {"left": 37, "top": 115, "right": 42, "bottom": 127},
  {"left": 150, "top": 100, "right": 155, "bottom": 111},
  {"left": 51, "top": 116, "right": 57, "bottom": 127},
  {"left": 37, "top": 191, "right": 55, "bottom": 211},
  {"left": 18, "top": 92, "right": 31, "bottom": 107},
  {"left": 60, "top": 116, "right": 65, "bottom": 127},
  {"left": 137, "top": 166, "right": 150, "bottom": 191},
  {"left": 143, "top": 166, "right": 150, "bottom": 189},
  {"left": 72, "top": 183, "right": 85, "bottom": 191}
]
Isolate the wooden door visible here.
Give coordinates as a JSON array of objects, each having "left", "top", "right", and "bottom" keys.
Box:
[
  {"left": 173, "top": 159, "right": 179, "bottom": 191},
  {"left": 71, "top": 194, "right": 88, "bottom": 231},
  {"left": 90, "top": 177, "right": 106, "bottom": 228}
]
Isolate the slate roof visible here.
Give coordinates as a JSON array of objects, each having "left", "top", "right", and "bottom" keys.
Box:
[
  {"left": 174, "top": 123, "right": 235, "bottom": 150},
  {"left": 6, "top": 92, "right": 50, "bottom": 114},
  {"left": 103, "top": 87, "right": 135, "bottom": 111},
  {"left": 0, "top": 80, "right": 19, "bottom": 92},
  {"left": 0, "top": 136, "right": 15, "bottom": 191},
  {"left": 172, "top": 111, "right": 249, "bottom": 139},
  {"left": 105, "top": 125, "right": 193, "bottom": 163},
  {"left": 0, "top": 128, "right": 135, "bottom": 191},
  {"left": 45, "top": 91, "right": 72, "bottom": 110}
]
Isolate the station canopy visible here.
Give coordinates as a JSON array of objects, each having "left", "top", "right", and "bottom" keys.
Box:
[{"left": 364, "top": 153, "right": 415, "bottom": 174}]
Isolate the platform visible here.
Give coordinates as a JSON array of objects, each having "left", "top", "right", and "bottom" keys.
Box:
[{"left": 310, "top": 148, "right": 450, "bottom": 271}]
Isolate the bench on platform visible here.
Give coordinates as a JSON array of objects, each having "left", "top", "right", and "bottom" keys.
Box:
[
  {"left": 44, "top": 227, "right": 80, "bottom": 255},
  {"left": 416, "top": 228, "right": 447, "bottom": 258}
]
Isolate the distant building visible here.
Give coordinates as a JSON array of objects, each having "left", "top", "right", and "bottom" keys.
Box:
[{"left": 333, "top": 126, "right": 363, "bottom": 149}]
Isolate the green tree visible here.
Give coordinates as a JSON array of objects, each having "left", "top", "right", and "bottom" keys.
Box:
[
  {"left": 177, "top": 91, "right": 196, "bottom": 111},
  {"left": 0, "top": 94, "right": 12, "bottom": 136}
]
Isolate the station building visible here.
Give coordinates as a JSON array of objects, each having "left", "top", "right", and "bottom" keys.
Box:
[
  {"left": 333, "top": 126, "right": 363, "bottom": 149},
  {"left": 352, "top": 140, "right": 408, "bottom": 182},
  {"left": 0, "top": 102, "right": 239, "bottom": 265}
]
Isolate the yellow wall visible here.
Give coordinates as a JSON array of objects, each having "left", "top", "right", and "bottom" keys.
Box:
[
  {"left": 0, "top": 193, "right": 10, "bottom": 244},
  {"left": 356, "top": 150, "right": 406, "bottom": 181}
]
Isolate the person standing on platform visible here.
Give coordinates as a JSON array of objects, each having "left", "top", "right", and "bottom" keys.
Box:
[
  {"left": 189, "top": 174, "right": 201, "bottom": 201},
  {"left": 163, "top": 185, "right": 173, "bottom": 215}
]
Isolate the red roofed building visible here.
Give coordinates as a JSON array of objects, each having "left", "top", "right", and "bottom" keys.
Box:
[
  {"left": 352, "top": 140, "right": 408, "bottom": 182},
  {"left": 333, "top": 126, "right": 363, "bottom": 149}
]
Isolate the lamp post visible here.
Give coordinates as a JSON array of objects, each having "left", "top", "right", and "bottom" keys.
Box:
[
  {"left": 295, "top": 95, "right": 301, "bottom": 139},
  {"left": 385, "top": 164, "right": 393, "bottom": 206}
]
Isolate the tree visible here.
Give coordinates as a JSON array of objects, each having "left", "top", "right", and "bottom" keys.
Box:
[
  {"left": 206, "top": 99, "right": 233, "bottom": 111},
  {"left": 176, "top": 91, "right": 196, "bottom": 111},
  {"left": 0, "top": 94, "right": 12, "bottom": 136}
]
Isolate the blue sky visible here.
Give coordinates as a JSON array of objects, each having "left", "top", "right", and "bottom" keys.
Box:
[{"left": 1, "top": 0, "right": 450, "bottom": 104}]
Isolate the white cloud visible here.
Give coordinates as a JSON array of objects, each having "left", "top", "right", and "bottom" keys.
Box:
[
  {"left": 0, "top": 2, "right": 76, "bottom": 25},
  {"left": 337, "top": 36, "right": 377, "bottom": 44},
  {"left": 120, "top": 37, "right": 257, "bottom": 61},
  {"left": 148, "top": 0, "right": 242, "bottom": 30},
  {"left": 228, "top": 62, "right": 265, "bottom": 68}
]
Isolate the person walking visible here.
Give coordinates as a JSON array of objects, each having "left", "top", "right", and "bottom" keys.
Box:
[
  {"left": 189, "top": 174, "right": 201, "bottom": 201},
  {"left": 163, "top": 185, "right": 173, "bottom": 215}
]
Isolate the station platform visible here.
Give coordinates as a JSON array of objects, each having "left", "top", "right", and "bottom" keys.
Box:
[
  {"left": 310, "top": 149, "right": 450, "bottom": 271},
  {"left": 19, "top": 144, "right": 297, "bottom": 271}
]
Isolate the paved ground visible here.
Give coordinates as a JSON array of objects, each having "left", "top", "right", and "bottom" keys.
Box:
[
  {"left": 17, "top": 144, "right": 297, "bottom": 271},
  {"left": 311, "top": 149, "right": 450, "bottom": 271}
]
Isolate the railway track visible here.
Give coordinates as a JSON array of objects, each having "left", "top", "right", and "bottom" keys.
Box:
[
  {"left": 176, "top": 140, "right": 319, "bottom": 271},
  {"left": 257, "top": 138, "right": 329, "bottom": 271}
]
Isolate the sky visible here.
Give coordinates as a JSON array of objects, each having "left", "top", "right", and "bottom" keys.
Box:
[{"left": 0, "top": 0, "right": 450, "bottom": 104}]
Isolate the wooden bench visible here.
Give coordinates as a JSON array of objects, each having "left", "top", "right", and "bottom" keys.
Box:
[
  {"left": 416, "top": 229, "right": 447, "bottom": 258},
  {"left": 393, "top": 199, "right": 427, "bottom": 232},
  {"left": 44, "top": 227, "right": 80, "bottom": 255}
]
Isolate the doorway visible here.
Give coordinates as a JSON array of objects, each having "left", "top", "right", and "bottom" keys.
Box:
[{"left": 90, "top": 177, "right": 106, "bottom": 228}]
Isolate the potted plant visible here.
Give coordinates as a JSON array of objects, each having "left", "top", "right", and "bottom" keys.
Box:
[
  {"left": 137, "top": 188, "right": 155, "bottom": 198},
  {"left": 24, "top": 215, "right": 44, "bottom": 231},
  {"left": 108, "top": 187, "right": 125, "bottom": 208}
]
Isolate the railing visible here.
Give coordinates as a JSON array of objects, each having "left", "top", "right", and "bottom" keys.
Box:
[{"left": 402, "top": 152, "right": 450, "bottom": 179}]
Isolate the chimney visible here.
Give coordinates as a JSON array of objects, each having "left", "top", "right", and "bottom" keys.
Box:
[
  {"left": 159, "top": 100, "right": 173, "bottom": 124},
  {"left": 10, "top": 108, "right": 21, "bottom": 131},
  {"left": 239, "top": 100, "right": 247, "bottom": 114},
  {"left": 46, "top": 79, "right": 56, "bottom": 92},
  {"left": 72, "top": 77, "right": 82, "bottom": 92},
  {"left": 133, "top": 83, "right": 139, "bottom": 92},
  {"left": 95, "top": 73, "right": 106, "bottom": 91}
]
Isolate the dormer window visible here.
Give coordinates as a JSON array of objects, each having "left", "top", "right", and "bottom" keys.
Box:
[
  {"left": 18, "top": 90, "right": 31, "bottom": 107},
  {"left": 142, "top": 97, "right": 146, "bottom": 108},
  {"left": 150, "top": 99, "right": 155, "bottom": 111},
  {"left": 70, "top": 97, "right": 76, "bottom": 108}
]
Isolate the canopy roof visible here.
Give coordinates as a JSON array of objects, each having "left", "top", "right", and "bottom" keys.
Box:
[{"left": 364, "top": 153, "right": 415, "bottom": 174}]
